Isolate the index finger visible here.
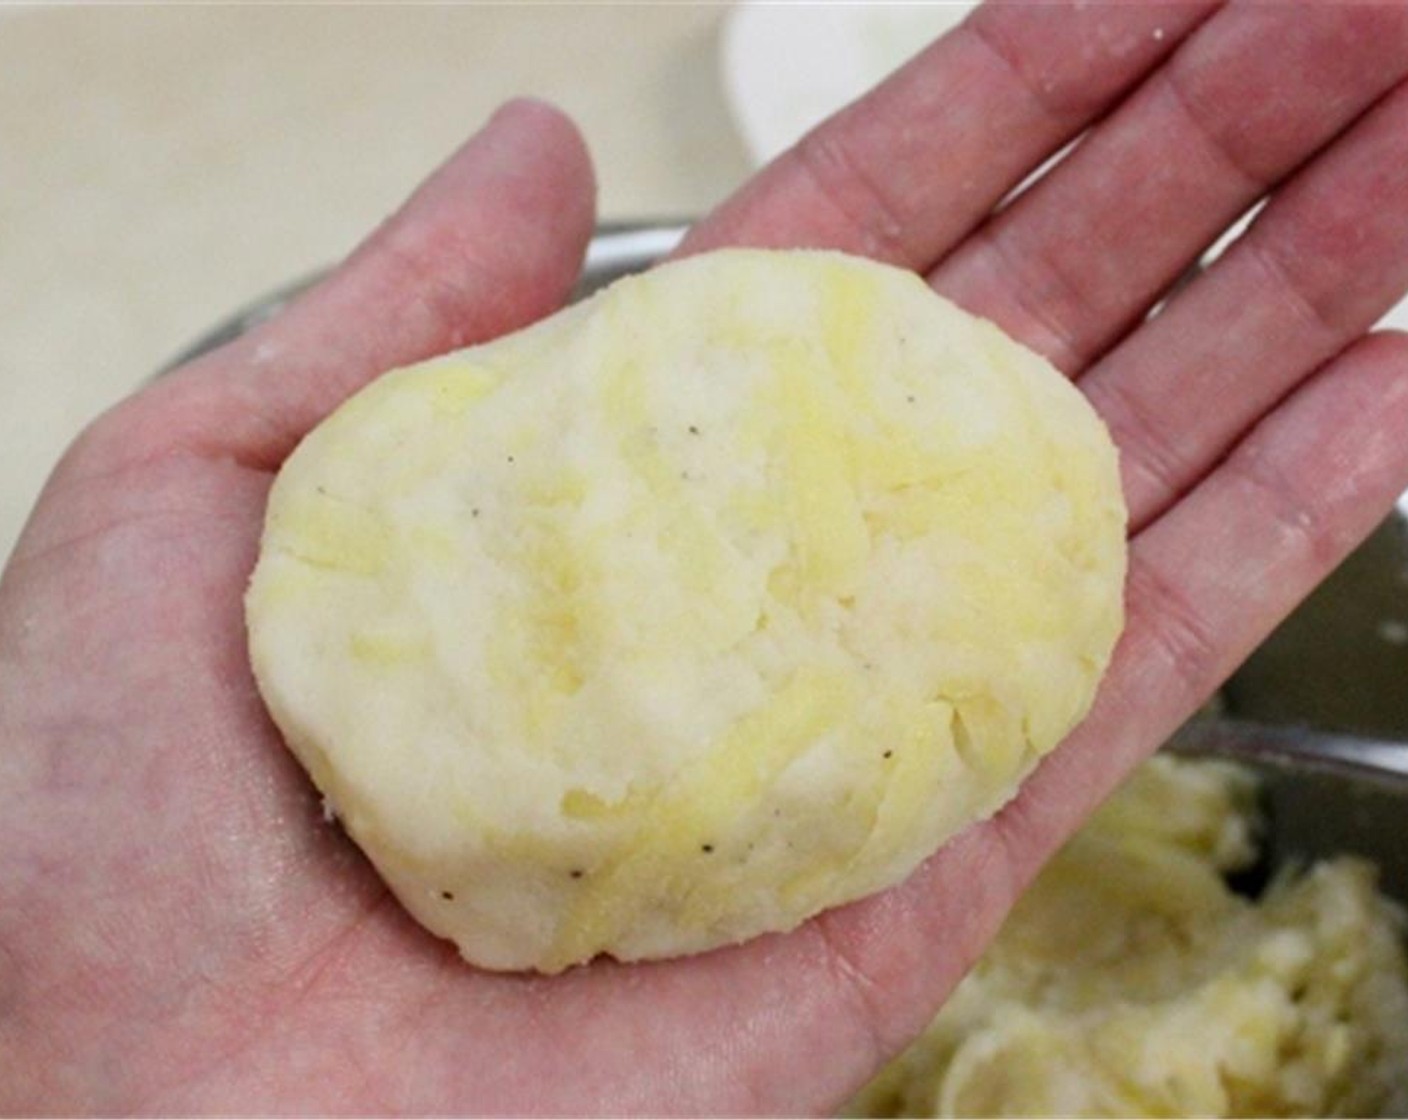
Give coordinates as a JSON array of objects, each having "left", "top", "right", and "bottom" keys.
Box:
[{"left": 678, "top": 1, "right": 1218, "bottom": 268}]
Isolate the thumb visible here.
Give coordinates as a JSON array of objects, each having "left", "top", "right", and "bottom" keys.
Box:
[{"left": 141, "top": 98, "right": 597, "bottom": 470}]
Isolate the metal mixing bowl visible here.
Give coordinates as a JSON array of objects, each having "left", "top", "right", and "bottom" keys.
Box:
[{"left": 165, "top": 221, "right": 1408, "bottom": 901}]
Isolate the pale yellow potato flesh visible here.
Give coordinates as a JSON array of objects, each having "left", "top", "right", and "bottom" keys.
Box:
[{"left": 245, "top": 249, "right": 1127, "bottom": 973}]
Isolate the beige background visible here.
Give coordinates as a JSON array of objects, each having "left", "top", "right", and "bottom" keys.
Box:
[{"left": 1, "top": 5, "right": 754, "bottom": 563}]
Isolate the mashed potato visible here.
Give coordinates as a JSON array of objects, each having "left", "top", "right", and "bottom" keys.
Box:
[
  {"left": 245, "top": 249, "right": 1126, "bottom": 972},
  {"left": 848, "top": 755, "right": 1408, "bottom": 1118}
]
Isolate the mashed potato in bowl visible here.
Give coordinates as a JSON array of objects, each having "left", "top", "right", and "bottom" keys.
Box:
[{"left": 847, "top": 754, "right": 1408, "bottom": 1118}]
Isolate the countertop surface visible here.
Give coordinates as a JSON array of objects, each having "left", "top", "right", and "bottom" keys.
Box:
[{"left": 1, "top": 5, "right": 755, "bottom": 563}]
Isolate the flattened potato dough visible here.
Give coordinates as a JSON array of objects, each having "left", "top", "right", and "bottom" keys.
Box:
[{"left": 246, "top": 249, "right": 1127, "bottom": 973}]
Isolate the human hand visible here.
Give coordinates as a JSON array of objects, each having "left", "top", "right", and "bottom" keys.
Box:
[{"left": 4, "top": 3, "right": 1408, "bottom": 1113}]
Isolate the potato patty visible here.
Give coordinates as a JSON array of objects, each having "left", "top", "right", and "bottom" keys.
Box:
[{"left": 246, "top": 249, "right": 1127, "bottom": 972}]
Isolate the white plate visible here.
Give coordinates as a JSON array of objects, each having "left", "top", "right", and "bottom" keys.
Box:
[{"left": 720, "top": 2, "right": 972, "bottom": 167}]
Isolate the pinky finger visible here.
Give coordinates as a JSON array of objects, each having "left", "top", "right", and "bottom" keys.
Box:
[{"left": 993, "top": 330, "right": 1408, "bottom": 885}]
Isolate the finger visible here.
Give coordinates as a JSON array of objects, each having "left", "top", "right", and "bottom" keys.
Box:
[
  {"left": 1084, "top": 78, "right": 1408, "bottom": 531},
  {"left": 153, "top": 99, "right": 596, "bottom": 470},
  {"left": 678, "top": 1, "right": 1218, "bottom": 267},
  {"left": 930, "top": 3, "right": 1408, "bottom": 373}
]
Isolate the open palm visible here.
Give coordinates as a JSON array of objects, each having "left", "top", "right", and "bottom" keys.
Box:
[{"left": 4, "top": 3, "right": 1408, "bottom": 1113}]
